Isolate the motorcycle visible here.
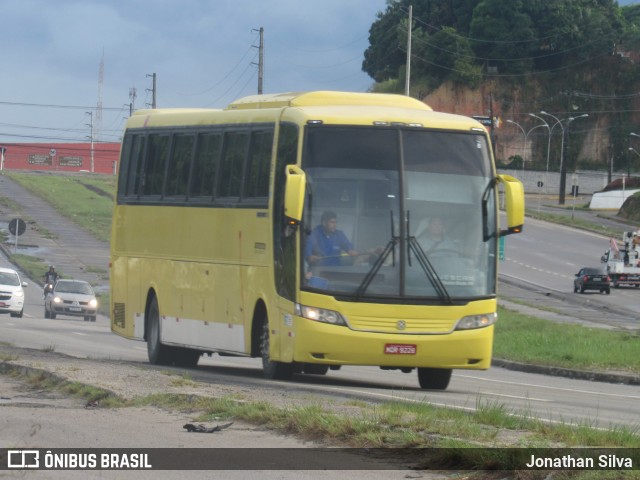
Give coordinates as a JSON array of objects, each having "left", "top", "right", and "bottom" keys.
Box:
[{"left": 43, "top": 282, "right": 55, "bottom": 299}]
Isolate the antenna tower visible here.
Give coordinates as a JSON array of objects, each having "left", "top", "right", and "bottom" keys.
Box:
[
  {"left": 129, "top": 87, "right": 137, "bottom": 116},
  {"left": 95, "top": 50, "right": 104, "bottom": 142}
]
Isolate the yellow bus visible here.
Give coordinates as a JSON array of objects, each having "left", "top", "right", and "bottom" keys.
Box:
[{"left": 110, "top": 91, "right": 524, "bottom": 390}]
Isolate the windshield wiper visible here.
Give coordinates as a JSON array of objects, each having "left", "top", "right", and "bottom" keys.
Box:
[
  {"left": 356, "top": 211, "right": 397, "bottom": 298},
  {"left": 406, "top": 211, "right": 452, "bottom": 305}
]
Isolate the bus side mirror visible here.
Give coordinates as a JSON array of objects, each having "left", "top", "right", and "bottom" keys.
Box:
[
  {"left": 497, "top": 174, "right": 524, "bottom": 236},
  {"left": 284, "top": 165, "right": 306, "bottom": 225}
]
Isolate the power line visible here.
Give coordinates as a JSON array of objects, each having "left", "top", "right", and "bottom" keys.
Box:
[{"left": 0, "top": 100, "right": 124, "bottom": 111}]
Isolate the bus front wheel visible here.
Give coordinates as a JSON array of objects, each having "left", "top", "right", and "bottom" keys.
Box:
[
  {"left": 260, "top": 321, "right": 293, "bottom": 380},
  {"left": 417, "top": 367, "right": 452, "bottom": 390}
]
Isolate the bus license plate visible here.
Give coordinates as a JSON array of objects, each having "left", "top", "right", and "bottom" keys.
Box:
[{"left": 384, "top": 344, "right": 416, "bottom": 355}]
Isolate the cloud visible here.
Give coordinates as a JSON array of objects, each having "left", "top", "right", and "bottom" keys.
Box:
[{"left": 0, "top": 0, "right": 387, "bottom": 143}]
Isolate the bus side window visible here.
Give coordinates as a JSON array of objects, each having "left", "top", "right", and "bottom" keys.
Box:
[
  {"left": 143, "top": 134, "right": 170, "bottom": 196},
  {"left": 218, "top": 131, "right": 249, "bottom": 199},
  {"left": 243, "top": 129, "right": 274, "bottom": 202},
  {"left": 165, "top": 134, "right": 195, "bottom": 199},
  {"left": 127, "top": 135, "right": 146, "bottom": 198},
  {"left": 191, "top": 132, "right": 222, "bottom": 200}
]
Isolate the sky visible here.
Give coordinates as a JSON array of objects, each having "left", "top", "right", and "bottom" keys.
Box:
[{"left": 0, "top": 0, "right": 389, "bottom": 145}]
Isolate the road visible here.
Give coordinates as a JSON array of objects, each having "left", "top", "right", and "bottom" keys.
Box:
[
  {"left": 499, "top": 215, "right": 640, "bottom": 327},
  {"left": 1, "top": 189, "right": 640, "bottom": 432},
  {"left": 2, "top": 266, "right": 640, "bottom": 431}
]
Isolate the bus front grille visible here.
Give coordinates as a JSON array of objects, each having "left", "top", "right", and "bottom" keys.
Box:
[{"left": 347, "top": 317, "right": 455, "bottom": 334}]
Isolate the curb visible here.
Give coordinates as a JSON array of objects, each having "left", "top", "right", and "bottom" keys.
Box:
[{"left": 492, "top": 359, "right": 640, "bottom": 386}]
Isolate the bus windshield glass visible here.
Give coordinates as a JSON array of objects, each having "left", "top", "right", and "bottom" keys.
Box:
[{"left": 301, "top": 126, "right": 497, "bottom": 302}]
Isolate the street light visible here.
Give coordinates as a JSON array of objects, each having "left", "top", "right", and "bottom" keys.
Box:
[
  {"left": 506, "top": 119, "right": 526, "bottom": 172},
  {"left": 85, "top": 112, "right": 94, "bottom": 173},
  {"left": 529, "top": 113, "right": 551, "bottom": 177},
  {"left": 628, "top": 147, "right": 640, "bottom": 177},
  {"left": 540, "top": 111, "right": 589, "bottom": 205}
]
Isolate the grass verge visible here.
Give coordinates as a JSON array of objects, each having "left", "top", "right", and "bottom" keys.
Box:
[
  {"left": 495, "top": 306, "right": 640, "bottom": 374},
  {"left": 6, "top": 171, "right": 115, "bottom": 243}
]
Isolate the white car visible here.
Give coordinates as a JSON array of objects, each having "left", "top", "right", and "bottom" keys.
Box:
[
  {"left": 0, "top": 267, "right": 27, "bottom": 318},
  {"left": 45, "top": 279, "right": 98, "bottom": 322}
]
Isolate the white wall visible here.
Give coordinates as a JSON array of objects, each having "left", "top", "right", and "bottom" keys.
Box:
[{"left": 589, "top": 189, "right": 640, "bottom": 210}]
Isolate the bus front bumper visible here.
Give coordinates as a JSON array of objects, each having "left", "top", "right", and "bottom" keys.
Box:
[{"left": 291, "top": 317, "right": 493, "bottom": 370}]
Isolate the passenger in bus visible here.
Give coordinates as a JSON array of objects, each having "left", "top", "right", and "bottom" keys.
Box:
[
  {"left": 305, "top": 211, "right": 358, "bottom": 267},
  {"left": 415, "top": 216, "right": 459, "bottom": 255}
]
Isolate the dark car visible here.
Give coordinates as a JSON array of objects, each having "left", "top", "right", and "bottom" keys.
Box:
[{"left": 573, "top": 267, "right": 611, "bottom": 294}]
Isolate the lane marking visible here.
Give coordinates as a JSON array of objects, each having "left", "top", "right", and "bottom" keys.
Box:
[{"left": 457, "top": 374, "right": 640, "bottom": 400}]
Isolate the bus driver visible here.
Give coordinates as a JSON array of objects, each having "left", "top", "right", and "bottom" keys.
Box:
[{"left": 305, "top": 211, "right": 358, "bottom": 267}]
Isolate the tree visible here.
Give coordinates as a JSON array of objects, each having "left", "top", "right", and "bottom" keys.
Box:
[
  {"left": 413, "top": 26, "right": 482, "bottom": 87},
  {"left": 469, "top": 0, "right": 535, "bottom": 74},
  {"left": 362, "top": 3, "right": 406, "bottom": 82}
]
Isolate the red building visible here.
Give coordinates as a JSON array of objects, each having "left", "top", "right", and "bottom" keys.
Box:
[{"left": 0, "top": 142, "right": 121, "bottom": 175}]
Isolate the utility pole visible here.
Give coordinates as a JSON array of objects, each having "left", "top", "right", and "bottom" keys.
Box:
[
  {"left": 404, "top": 5, "right": 412, "bottom": 96},
  {"left": 0, "top": 147, "right": 6, "bottom": 175},
  {"left": 146, "top": 73, "right": 157, "bottom": 108},
  {"left": 252, "top": 27, "right": 264, "bottom": 94},
  {"left": 85, "top": 112, "right": 95, "bottom": 173}
]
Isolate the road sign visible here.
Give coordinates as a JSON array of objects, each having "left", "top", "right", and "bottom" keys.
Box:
[{"left": 8, "top": 218, "right": 26, "bottom": 236}]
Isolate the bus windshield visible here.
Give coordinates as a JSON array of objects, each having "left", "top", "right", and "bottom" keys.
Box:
[{"left": 301, "top": 126, "right": 497, "bottom": 302}]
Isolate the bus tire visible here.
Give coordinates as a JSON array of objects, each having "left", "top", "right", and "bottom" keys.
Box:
[
  {"left": 147, "top": 296, "right": 173, "bottom": 366},
  {"left": 260, "top": 321, "right": 293, "bottom": 380},
  {"left": 417, "top": 367, "right": 452, "bottom": 390}
]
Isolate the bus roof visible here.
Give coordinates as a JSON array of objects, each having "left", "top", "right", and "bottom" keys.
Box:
[
  {"left": 226, "top": 91, "right": 433, "bottom": 111},
  {"left": 125, "top": 92, "right": 486, "bottom": 132}
]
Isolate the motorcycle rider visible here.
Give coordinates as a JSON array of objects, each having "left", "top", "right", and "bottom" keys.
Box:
[{"left": 43, "top": 265, "right": 59, "bottom": 297}]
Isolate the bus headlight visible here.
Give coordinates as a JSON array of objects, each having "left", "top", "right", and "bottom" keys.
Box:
[
  {"left": 295, "top": 304, "right": 347, "bottom": 326},
  {"left": 455, "top": 312, "right": 496, "bottom": 330}
]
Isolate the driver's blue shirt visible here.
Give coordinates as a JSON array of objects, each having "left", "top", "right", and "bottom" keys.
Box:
[{"left": 305, "top": 225, "right": 353, "bottom": 266}]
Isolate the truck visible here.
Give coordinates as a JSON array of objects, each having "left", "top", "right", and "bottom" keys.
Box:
[{"left": 601, "top": 230, "right": 640, "bottom": 288}]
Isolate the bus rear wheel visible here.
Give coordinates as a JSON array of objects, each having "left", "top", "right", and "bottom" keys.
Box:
[
  {"left": 147, "top": 296, "right": 174, "bottom": 366},
  {"left": 417, "top": 367, "right": 452, "bottom": 390},
  {"left": 147, "top": 296, "right": 200, "bottom": 368},
  {"left": 260, "top": 321, "right": 293, "bottom": 380}
]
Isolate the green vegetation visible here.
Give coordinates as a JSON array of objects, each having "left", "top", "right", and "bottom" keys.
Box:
[
  {"left": 496, "top": 307, "right": 640, "bottom": 373},
  {"left": 6, "top": 172, "right": 115, "bottom": 243},
  {"left": 364, "top": 1, "right": 640, "bottom": 171},
  {"left": 525, "top": 208, "right": 621, "bottom": 238},
  {"left": 365, "top": 1, "right": 633, "bottom": 90}
]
